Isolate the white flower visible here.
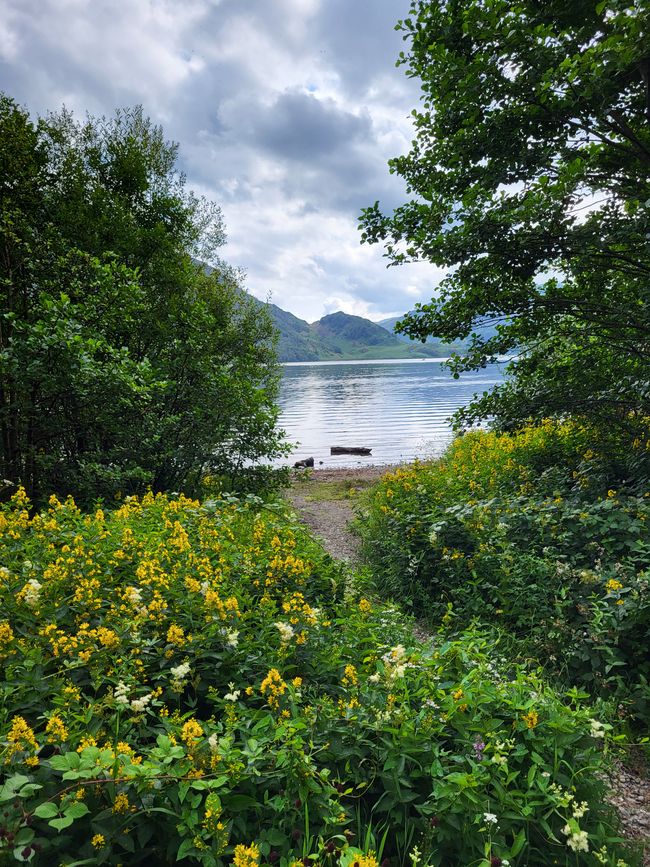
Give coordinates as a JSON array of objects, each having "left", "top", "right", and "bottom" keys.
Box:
[
  {"left": 114, "top": 681, "right": 130, "bottom": 706},
  {"left": 170, "top": 662, "right": 191, "bottom": 680},
  {"left": 208, "top": 733, "right": 219, "bottom": 752},
  {"left": 483, "top": 812, "right": 498, "bottom": 825},
  {"left": 589, "top": 718, "right": 606, "bottom": 738},
  {"left": 274, "top": 621, "right": 294, "bottom": 643},
  {"left": 563, "top": 825, "right": 589, "bottom": 852},
  {"left": 23, "top": 578, "right": 42, "bottom": 607},
  {"left": 382, "top": 644, "right": 406, "bottom": 664},
  {"left": 225, "top": 629, "right": 239, "bottom": 648},
  {"left": 124, "top": 586, "right": 142, "bottom": 605},
  {"left": 130, "top": 693, "right": 152, "bottom": 712},
  {"left": 408, "top": 845, "right": 422, "bottom": 867},
  {"left": 572, "top": 801, "right": 589, "bottom": 820},
  {"left": 369, "top": 673, "right": 381, "bottom": 683},
  {"left": 224, "top": 682, "right": 241, "bottom": 702}
]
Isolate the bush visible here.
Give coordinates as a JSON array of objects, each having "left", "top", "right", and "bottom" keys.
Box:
[
  {"left": 357, "top": 422, "right": 650, "bottom": 724},
  {"left": 0, "top": 487, "right": 636, "bottom": 865}
]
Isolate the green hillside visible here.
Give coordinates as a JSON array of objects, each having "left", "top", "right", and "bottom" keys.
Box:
[
  {"left": 377, "top": 314, "right": 500, "bottom": 356},
  {"left": 264, "top": 305, "right": 443, "bottom": 361}
]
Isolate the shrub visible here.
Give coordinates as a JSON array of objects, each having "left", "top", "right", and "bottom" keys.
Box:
[
  {"left": 357, "top": 422, "right": 650, "bottom": 724},
  {"left": 0, "top": 487, "right": 635, "bottom": 865}
]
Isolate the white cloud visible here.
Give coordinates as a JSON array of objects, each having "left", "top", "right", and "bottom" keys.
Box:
[{"left": 1, "top": 0, "right": 443, "bottom": 322}]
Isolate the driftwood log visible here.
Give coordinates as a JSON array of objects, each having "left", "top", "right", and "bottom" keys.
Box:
[{"left": 330, "top": 446, "right": 372, "bottom": 456}]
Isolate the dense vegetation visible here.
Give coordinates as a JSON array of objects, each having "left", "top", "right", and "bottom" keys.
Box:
[
  {"left": 360, "top": 0, "right": 650, "bottom": 438},
  {"left": 0, "top": 95, "right": 286, "bottom": 508},
  {"left": 358, "top": 423, "right": 650, "bottom": 729},
  {"left": 2, "top": 1, "right": 649, "bottom": 863},
  {"left": 0, "top": 487, "right": 636, "bottom": 866}
]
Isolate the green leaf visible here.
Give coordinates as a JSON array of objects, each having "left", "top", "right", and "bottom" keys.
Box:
[
  {"left": 33, "top": 802, "right": 59, "bottom": 818},
  {"left": 510, "top": 828, "right": 527, "bottom": 857},
  {"left": 65, "top": 802, "right": 90, "bottom": 819},
  {"left": 49, "top": 815, "right": 75, "bottom": 831},
  {"left": 176, "top": 838, "right": 198, "bottom": 861},
  {"left": 0, "top": 774, "right": 30, "bottom": 802}
]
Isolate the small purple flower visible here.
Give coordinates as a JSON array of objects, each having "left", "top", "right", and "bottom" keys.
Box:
[{"left": 472, "top": 738, "right": 485, "bottom": 761}]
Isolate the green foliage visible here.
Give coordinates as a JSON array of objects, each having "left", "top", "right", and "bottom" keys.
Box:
[
  {"left": 358, "top": 422, "right": 650, "bottom": 725},
  {"left": 0, "top": 487, "right": 636, "bottom": 866},
  {"left": 359, "top": 0, "right": 650, "bottom": 434},
  {"left": 0, "top": 94, "right": 286, "bottom": 507}
]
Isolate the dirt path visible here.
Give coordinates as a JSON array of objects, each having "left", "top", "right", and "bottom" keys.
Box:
[{"left": 285, "top": 464, "right": 399, "bottom": 560}]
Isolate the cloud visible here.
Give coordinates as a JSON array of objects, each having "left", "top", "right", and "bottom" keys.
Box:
[
  {"left": 252, "top": 89, "right": 371, "bottom": 161},
  {"left": 0, "top": 0, "right": 444, "bottom": 322}
]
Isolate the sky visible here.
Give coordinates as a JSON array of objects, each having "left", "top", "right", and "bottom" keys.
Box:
[{"left": 0, "top": 0, "right": 448, "bottom": 323}]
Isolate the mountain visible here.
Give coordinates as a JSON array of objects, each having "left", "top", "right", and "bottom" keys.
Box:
[
  {"left": 378, "top": 313, "right": 501, "bottom": 355},
  {"left": 263, "top": 305, "right": 444, "bottom": 362}
]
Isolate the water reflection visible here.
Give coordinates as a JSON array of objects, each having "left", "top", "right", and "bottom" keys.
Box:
[{"left": 277, "top": 359, "right": 506, "bottom": 467}]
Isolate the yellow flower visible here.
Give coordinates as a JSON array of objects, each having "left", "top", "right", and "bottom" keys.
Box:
[
  {"left": 6, "top": 715, "right": 39, "bottom": 757},
  {"left": 181, "top": 718, "right": 203, "bottom": 746},
  {"left": 358, "top": 598, "right": 372, "bottom": 614},
  {"left": 113, "top": 793, "right": 130, "bottom": 814},
  {"left": 233, "top": 843, "right": 260, "bottom": 867},
  {"left": 260, "top": 668, "right": 287, "bottom": 710},
  {"left": 605, "top": 578, "right": 623, "bottom": 593},
  {"left": 91, "top": 833, "right": 106, "bottom": 849},
  {"left": 45, "top": 714, "right": 68, "bottom": 743},
  {"left": 357, "top": 855, "right": 379, "bottom": 867},
  {"left": 166, "top": 624, "right": 185, "bottom": 646},
  {"left": 341, "top": 664, "right": 358, "bottom": 687},
  {"left": 0, "top": 622, "right": 14, "bottom": 644},
  {"left": 522, "top": 710, "right": 539, "bottom": 729}
]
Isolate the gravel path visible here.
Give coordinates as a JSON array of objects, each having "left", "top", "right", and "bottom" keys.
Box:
[{"left": 285, "top": 465, "right": 398, "bottom": 560}]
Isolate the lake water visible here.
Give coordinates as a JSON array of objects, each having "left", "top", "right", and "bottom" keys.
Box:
[{"left": 277, "top": 358, "right": 507, "bottom": 468}]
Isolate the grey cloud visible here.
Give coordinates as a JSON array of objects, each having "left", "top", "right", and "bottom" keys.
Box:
[{"left": 252, "top": 89, "right": 372, "bottom": 161}]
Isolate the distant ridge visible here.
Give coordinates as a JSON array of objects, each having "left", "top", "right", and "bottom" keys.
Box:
[
  {"left": 263, "top": 304, "right": 445, "bottom": 362},
  {"left": 377, "top": 313, "right": 500, "bottom": 356}
]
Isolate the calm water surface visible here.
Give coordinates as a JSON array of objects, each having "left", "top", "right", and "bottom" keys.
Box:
[{"left": 277, "top": 359, "right": 506, "bottom": 468}]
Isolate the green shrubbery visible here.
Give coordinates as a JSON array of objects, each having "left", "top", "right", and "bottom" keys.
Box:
[
  {"left": 0, "top": 487, "right": 636, "bottom": 865},
  {"left": 0, "top": 95, "right": 286, "bottom": 509},
  {"left": 357, "top": 422, "right": 650, "bottom": 725}
]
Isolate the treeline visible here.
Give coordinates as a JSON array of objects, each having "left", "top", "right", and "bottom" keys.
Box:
[{"left": 0, "top": 96, "right": 285, "bottom": 508}]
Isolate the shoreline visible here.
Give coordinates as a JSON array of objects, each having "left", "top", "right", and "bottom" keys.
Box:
[{"left": 290, "top": 463, "right": 404, "bottom": 483}]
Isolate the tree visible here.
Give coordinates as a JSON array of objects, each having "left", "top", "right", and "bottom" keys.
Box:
[
  {"left": 360, "top": 0, "right": 650, "bottom": 440},
  {"left": 0, "top": 95, "right": 286, "bottom": 506}
]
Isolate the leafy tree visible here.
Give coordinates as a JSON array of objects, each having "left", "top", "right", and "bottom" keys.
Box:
[
  {"left": 360, "top": 0, "right": 650, "bottom": 442},
  {"left": 0, "top": 95, "right": 286, "bottom": 506}
]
